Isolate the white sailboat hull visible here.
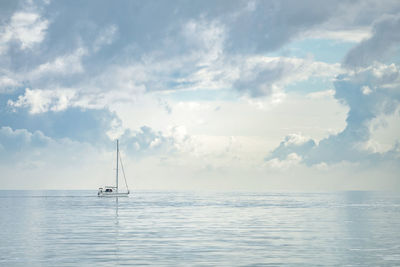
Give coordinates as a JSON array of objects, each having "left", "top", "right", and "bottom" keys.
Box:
[{"left": 98, "top": 191, "right": 129, "bottom": 197}]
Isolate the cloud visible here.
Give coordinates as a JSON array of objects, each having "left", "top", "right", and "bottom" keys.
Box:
[
  {"left": 0, "top": 18, "right": 227, "bottom": 108},
  {"left": 0, "top": 126, "right": 50, "bottom": 154},
  {"left": 0, "top": 1, "right": 360, "bottom": 100},
  {"left": 16, "top": 0, "right": 389, "bottom": 60},
  {"left": 1, "top": 0, "right": 393, "bottom": 107},
  {"left": 0, "top": 11, "right": 48, "bottom": 54},
  {"left": 344, "top": 15, "right": 400, "bottom": 68},
  {"left": 157, "top": 98, "right": 172, "bottom": 114},
  {"left": 29, "top": 47, "right": 87, "bottom": 79},
  {"left": 265, "top": 133, "right": 316, "bottom": 162},
  {"left": 122, "top": 126, "right": 171, "bottom": 156},
  {"left": 121, "top": 125, "right": 191, "bottom": 157},
  {"left": 80, "top": 53, "right": 339, "bottom": 104},
  {"left": 181, "top": 19, "right": 225, "bottom": 60},
  {"left": 1, "top": 91, "right": 120, "bottom": 144},
  {"left": 267, "top": 63, "right": 400, "bottom": 165},
  {"left": 298, "top": 0, "right": 400, "bottom": 43},
  {"left": 265, "top": 152, "right": 303, "bottom": 169},
  {"left": 225, "top": 0, "right": 340, "bottom": 53},
  {"left": 0, "top": 125, "right": 118, "bottom": 190},
  {"left": 93, "top": 24, "right": 118, "bottom": 52},
  {"left": 0, "top": 126, "right": 50, "bottom": 170},
  {"left": 0, "top": 73, "right": 20, "bottom": 93},
  {"left": 363, "top": 105, "right": 400, "bottom": 153},
  {"left": 54, "top": 18, "right": 228, "bottom": 101},
  {"left": 6, "top": 86, "right": 144, "bottom": 114},
  {"left": 307, "top": 89, "right": 335, "bottom": 99},
  {"left": 233, "top": 56, "right": 340, "bottom": 97},
  {"left": 300, "top": 28, "right": 372, "bottom": 43},
  {"left": 8, "top": 88, "right": 76, "bottom": 113}
]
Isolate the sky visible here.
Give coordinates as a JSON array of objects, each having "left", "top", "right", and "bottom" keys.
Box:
[{"left": 0, "top": 0, "right": 399, "bottom": 191}]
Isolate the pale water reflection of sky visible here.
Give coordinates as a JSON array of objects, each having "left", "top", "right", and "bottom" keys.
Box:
[{"left": 1, "top": 191, "right": 399, "bottom": 265}]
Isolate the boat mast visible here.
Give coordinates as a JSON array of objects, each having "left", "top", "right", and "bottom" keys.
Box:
[{"left": 116, "top": 139, "right": 119, "bottom": 193}]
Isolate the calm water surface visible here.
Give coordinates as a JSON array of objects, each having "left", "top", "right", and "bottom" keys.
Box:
[{"left": 0, "top": 190, "right": 399, "bottom": 266}]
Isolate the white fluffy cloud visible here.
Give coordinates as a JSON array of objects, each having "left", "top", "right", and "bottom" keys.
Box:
[
  {"left": 8, "top": 88, "right": 76, "bottom": 113},
  {"left": 364, "top": 106, "right": 400, "bottom": 153},
  {"left": 0, "top": 11, "right": 48, "bottom": 54}
]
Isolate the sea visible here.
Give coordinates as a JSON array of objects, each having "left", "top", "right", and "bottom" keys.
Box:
[{"left": 0, "top": 190, "right": 399, "bottom": 266}]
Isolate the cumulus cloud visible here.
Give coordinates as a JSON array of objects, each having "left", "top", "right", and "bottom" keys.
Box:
[
  {"left": 0, "top": 126, "right": 50, "bottom": 153},
  {"left": 267, "top": 63, "right": 400, "bottom": 165},
  {"left": 5, "top": 86, "right": 139, "bottom": 114},
  {"left": 364, "top": 107, "right": 400, "bottom": 153},
  {"left": 1, "top": 91, "right": 120, "bottom": 144},
  {"left": 0, "top": 11, "right": 49, "bottom": 54},
  {"left": 8, "top": 88, "right": 76, "bottom": 113},
  {"left": 0, "top": 126, "right": 51, "bottom": 171}
]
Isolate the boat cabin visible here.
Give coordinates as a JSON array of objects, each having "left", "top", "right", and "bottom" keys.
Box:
[{"left": 98, "top": 186, "right": 117, "bottom": 195}]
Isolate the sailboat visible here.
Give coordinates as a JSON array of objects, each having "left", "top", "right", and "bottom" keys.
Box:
[{"left": 98, "top": 139, "right": 130, "bottom": 197}]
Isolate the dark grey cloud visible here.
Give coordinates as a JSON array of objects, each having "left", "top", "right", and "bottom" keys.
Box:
[
  {"left": 344, "top": 15, "right": 400, "bottom": 68},
  {"left": 226, "top": 0, "right": 340, "bottom": 53}
]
